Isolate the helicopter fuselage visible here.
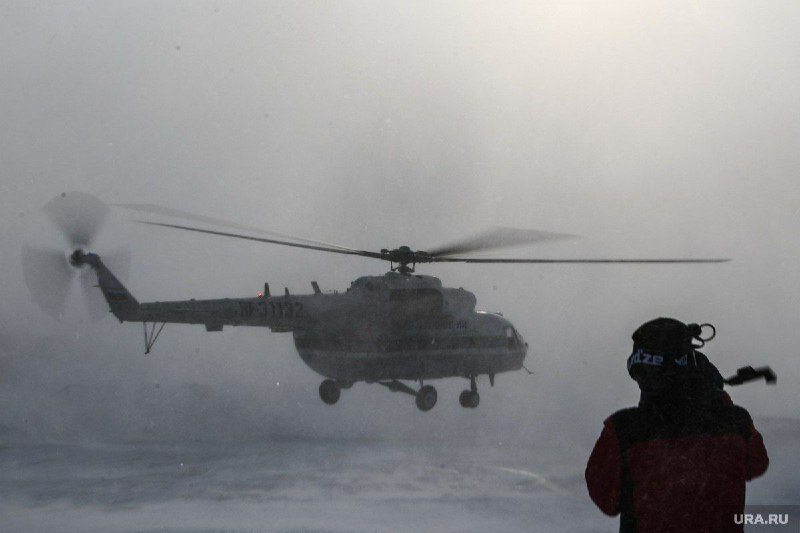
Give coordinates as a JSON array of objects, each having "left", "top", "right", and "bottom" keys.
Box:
[
  {"left": 76, "top": 252, "right": 527, "bottom": 410},
  {"left": 292, "top": 273, "right": 527, "bottom": 383},
  {"left": 84, "top": 253, "right": 527, "bottom": 385},
  {"left": 126, "top": 271, "right": 527, "bottom": 383}
]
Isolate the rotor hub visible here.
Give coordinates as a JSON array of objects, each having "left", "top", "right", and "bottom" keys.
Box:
[
  {"left": 379, "top": 246, "right": 433, "bottom": 273},
  {"left": 69, "top": 249, "right": 86, "bottom": 267}
]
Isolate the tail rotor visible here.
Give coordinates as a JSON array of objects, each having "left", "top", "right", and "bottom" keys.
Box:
[{"left": 21, "top": 191, "right": 129, "bottom": 320}]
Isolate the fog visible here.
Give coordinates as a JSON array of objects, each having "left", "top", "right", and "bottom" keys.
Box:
[{"left": 1, "top": 2, "right": 799, "bottom": 532}]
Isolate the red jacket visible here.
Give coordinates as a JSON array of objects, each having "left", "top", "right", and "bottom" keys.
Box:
[{"left": 586, "top": 394, "right": 768, "bottom": 532}]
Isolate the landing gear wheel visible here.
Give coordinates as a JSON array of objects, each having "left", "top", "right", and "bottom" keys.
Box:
[
  {"left": 319, "top": 379, "right": 341, "bottom": 405},
  {"left": 415, "top": 385, "right": 437, "bottom": 411},
  {"left": 459, "top": 390, "right": 480, "bottom": 408}
]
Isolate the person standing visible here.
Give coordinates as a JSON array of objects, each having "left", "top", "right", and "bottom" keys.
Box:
[{"left": 585, "top": 318, "right": 768, "bottom": 532}]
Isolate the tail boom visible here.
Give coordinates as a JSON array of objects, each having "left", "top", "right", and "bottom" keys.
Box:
[{"left": 76, "top": 251, "right": 302, "bottom": 331}]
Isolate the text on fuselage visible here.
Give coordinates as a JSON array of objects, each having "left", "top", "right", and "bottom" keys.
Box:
[{"left": 240, "top": 299, "right": 303, "bottom": 319}]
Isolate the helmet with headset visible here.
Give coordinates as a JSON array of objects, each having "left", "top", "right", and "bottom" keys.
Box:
[{"left": 627, "top": 317, "right": 718, "bottom": 395}]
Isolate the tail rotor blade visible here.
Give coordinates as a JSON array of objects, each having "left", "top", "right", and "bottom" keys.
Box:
[
  {"left": 21, "top": 246, "right": 75, "bottom": 319},
  {"left": 44, "top": 191, "right": 110, "bottom": 247}
]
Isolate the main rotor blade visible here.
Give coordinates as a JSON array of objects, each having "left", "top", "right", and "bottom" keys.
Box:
[
  {"left": 115, "top": 203, "right": 361, "bottom": 253},
  {"left": 137, "top": 221, "right": 385, "bottom": 260},
  {"left": 44, "top": 191, "right": 110, "bottom": 247},
  {"left": 431, "top": 257, "right": 730, "bottom": 264},
  {"left": 427, "top": 226, "right": 578, "bottom": 257},
  {"left": 21, "top": 246, "right": 75, "bottom": 318}
]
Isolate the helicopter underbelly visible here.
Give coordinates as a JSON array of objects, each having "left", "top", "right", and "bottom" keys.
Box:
[{"left": 295, "top": 346, "right": 525, "bottom": 382}]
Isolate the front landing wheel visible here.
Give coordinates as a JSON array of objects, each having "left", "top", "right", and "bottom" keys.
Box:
[
  {"left": 319, "top": 379, "right": 341, "bottom": 405},
  {"left": 459, "top": 390, "right": 480, "bottom": 408},
  {"left": 415, "top": 385, "right": 437, "bottom": 411}
]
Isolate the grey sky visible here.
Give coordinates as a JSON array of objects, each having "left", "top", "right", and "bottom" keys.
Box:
[{"left": 1, "top": 1, "right": 799, "bottom": 444}]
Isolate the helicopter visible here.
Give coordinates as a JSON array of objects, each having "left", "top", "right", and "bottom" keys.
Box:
[{"left": 22, "top": 192, "right": 729, "bottom": 411}]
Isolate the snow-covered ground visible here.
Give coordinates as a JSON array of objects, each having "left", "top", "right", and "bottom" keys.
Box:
[{"left": 1, "top": 417, "right": 796, "bottom": 533}]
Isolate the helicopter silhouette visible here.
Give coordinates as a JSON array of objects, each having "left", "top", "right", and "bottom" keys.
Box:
[{"left": 22, "top": 192, "right": 728, "bottom": 411}]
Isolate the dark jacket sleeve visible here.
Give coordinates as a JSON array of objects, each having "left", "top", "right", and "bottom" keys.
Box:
[
  {"left": 585, "top": 418, "right": 621, "bottom": 516},
  {"left": 745, "top": 420, "right": 769, "bottom": 480}
]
